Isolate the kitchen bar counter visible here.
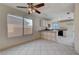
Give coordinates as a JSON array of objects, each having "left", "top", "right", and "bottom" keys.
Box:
[
  {"left": 40, "top": 29, "right": 57, "bottom": 41},
  {"left": 39, "top": 28, "right": 67, "bottom": 41}
]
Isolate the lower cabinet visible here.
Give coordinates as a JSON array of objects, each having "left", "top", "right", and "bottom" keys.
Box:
[{"left": 40, "top": 31, "right": 57, "bottom": 41}]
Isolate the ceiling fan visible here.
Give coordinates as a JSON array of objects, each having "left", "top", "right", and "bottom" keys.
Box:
[{"left": 16, "top": 3, "right": 44, "bottom": 14}]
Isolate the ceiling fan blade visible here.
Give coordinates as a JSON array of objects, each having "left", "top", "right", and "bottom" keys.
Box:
[
  {"left": 16, "top": 6, "right": 27, "bottom": 8},
  {"left": 35, "top": 9, "right": 41, "bottom": 14},
  {"left": 34, "top": 3, "right": 44, "bottom": 8}
]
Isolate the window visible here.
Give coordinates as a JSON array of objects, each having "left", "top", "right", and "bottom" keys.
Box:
[
  {"left": 24, "top": 18, "right": 32, "bottom": 35},
  {"left": 7, "top": 14, "right": 23, "bottom": 38},
  {"left": 7, "top": 14, "right": 32, "bottom": 38},
  {"left": 52, "top": 22, "right": 60, "bottom": 29}
]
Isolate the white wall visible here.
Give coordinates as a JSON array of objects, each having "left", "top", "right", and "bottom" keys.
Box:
[
  {"left": 74, "top": 4, "right": 79, "bottom": 53},
  {"left": 0, "top": 4, "right": 42, "bottom": 50},
  {"left": 0, "top": 4, "right": 31, "bottom": 50}
]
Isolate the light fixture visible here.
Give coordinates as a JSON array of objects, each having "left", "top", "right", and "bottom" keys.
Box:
[
  {"left": 32, "top": 9, "right": 35, "bottom": 13},
  {"left": 28, "top": 8, "right": 31, "bottom": 11},
  {"left": 28, "top": 7, "right": 35, "bottom": 14}
]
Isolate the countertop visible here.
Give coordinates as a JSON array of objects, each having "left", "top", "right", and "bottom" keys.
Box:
[{"left": 39, "top": 28, "right": 67, "bottom": 32}]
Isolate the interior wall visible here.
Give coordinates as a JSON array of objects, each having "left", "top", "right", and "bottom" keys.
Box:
[
  {"left": 0, "top": 4, "right": 39, "bottom": 50},
  {"left": 74, "top": 4, "right": 79, "bottom": 53}
]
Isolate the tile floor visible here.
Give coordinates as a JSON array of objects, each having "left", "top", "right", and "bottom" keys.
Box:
[{"left": 0, "top": 39, "right": 77, "bottom": 55}]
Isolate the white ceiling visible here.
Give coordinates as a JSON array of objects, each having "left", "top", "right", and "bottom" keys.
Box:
[{"left": 4, "top": 3, "right": 74, "bottom": 20}]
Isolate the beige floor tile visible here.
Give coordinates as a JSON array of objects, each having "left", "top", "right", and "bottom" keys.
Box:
[{"left": 0, "top": 39, "right": 77, "bottom": 55}]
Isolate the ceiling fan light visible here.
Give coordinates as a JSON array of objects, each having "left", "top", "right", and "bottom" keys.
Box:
[
  {"left": 30, "top": 10, "right": 33, "bottom": 13},
  {"left": 32, "top": 9, "right": 35, "bottom": 12},
  {"left": 28, "top": 8, "right": 31, "bottom": 11}
]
